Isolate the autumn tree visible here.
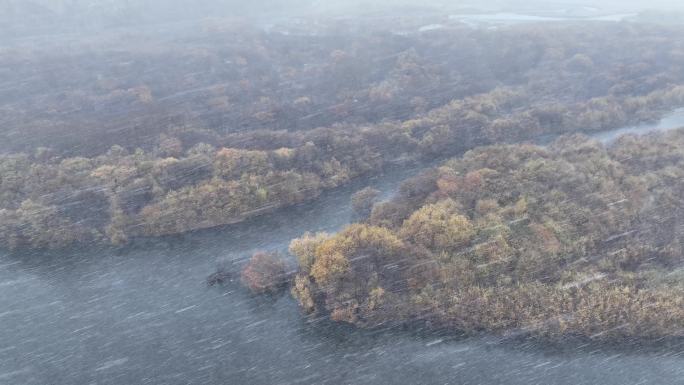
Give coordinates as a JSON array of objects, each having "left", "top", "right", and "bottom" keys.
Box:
[
  {"left": 351, "top": 187, "right": 380, "bottom": 219},
  {"left": 241, "top": 251, "right": 288, "bottom": 294}
]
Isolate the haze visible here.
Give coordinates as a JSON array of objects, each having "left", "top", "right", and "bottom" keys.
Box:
[
  {"left": 3, "top": 0, "right": 684, "bottom": 39},
  {"left": 2, "top": 0, "right": 684, "bottom": 384}
]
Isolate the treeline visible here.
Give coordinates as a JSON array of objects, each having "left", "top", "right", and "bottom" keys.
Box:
[
  {"left": 3, "top": 84, "right": 683, "bottom": 250},
  {"left": 290, "top": 129, "right": 684, "bottom": 341},
  {"left": 3, "top": 22, "right": 684, "bottom": 250},
  {"left": 5, "top": 22, "right": 684, "bottom": 157}
]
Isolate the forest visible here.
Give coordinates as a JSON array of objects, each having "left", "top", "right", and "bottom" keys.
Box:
[
  {"left": 3, "top": 21, "right": 684, "bottom": 250},
  {"left": 5, "top": 2, "right": 684, "bottom": 383},
  {"left": 290, "top": 129, "right": 684, "bottom": 341}
]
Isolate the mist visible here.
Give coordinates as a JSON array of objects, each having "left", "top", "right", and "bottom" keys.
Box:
[
  {"left": 2, "top": 1, "right": 684, "bottom": 384},
  {"left": 3, "top": 0, "right": 684, "bottom": 40}
]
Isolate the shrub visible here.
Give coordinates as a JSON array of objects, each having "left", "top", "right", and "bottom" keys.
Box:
[
  {"left": 241, "top": 252, "right": 288, "bottom": 294},
  {"left": 351, "top": 187, "right": 381, "bottom": 218}
]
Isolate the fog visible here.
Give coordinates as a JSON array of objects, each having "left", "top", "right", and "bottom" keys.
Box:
[
  {"left": 3, "top": 0, "right": 684, "bottom": 39},
  {"left": 2, "top": 0, "right": 684, "bottom": 384}
]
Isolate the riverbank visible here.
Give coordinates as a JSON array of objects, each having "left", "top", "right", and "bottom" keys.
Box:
[
  {"left": 4, "top": 20, "right": 684, "bottom": 252},
  {"left": 3, "top": 96, "right": 684, "bottom": 254},
  {"left": 1, "top": 158, "right": 682, "bottom": 384},
  {"left": 289, "top": 127, "right": 684, "bottom": 343}
]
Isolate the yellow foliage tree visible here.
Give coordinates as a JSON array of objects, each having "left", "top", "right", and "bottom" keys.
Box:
[{"left": 399, "top": 199, "right": 475, "bottom": 253}]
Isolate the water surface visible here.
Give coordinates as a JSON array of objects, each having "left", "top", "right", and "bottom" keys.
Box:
[
  {"left": 2, "top": 114, "right": 684, "bottom": 384},
  {"left": 449, "top": 12, "right": 637, "bottom": 25}
]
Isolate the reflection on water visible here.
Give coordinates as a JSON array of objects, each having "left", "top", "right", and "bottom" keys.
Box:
[
  {"left": 1, "top": 115, "right": 684, "bottom": 385},
  {"left": 592, "top": 108, "right": 684, "bottom": 143},
  {"left": 449, "top": 12, "right": 637, "bottom": 25}
]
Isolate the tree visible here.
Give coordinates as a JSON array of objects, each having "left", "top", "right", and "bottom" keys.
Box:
[
  {"left": 289, "top": 231, "right": 330, "bottom": 273},
  {"left": 351, "top": 187, "right": 380, "bottom": 219},
  {"left": 310, "top": 224, "right": 406, "bottom": 286},
  {"left": 213, "top": 148, "right": 269, "bottom": 180},
  {"left": 399, "top": 199, "right": 475, "bottom": 253},
  {"left": 241, "top": 251, "right": 288, "bottom": 294}
]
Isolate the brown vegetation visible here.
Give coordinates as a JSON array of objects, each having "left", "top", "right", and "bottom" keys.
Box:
[
  {"left": 290, "top": 129, "right": 684, "bottom": 341},
  {"left": 3, "top": 22, "right": 684, "bottom": 250},
  {"left": 351, "top": 187, "right": 381, "bottom": 218},
  {"left": 241, "top": 251, "right": 289, "bottom": 294}
]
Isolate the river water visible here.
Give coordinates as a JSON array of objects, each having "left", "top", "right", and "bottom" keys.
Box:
[
  {"left": 448, "top": 12, "right": 637, "bottom": 25},
  {"left": 1, "top": 112, "right": 684, "bottom": 385}
]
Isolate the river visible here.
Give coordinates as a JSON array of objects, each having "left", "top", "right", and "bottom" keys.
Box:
[
  {"left": 448, "top": 12, "right": 637, "bottom": 25},
  {"left": 1, "top": 112, "right": 684, "bottom": 385}
]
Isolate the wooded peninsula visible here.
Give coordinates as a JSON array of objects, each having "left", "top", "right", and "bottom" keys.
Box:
[
  {"left": 290, "top": 129, "right": 684, "bottom": 341},
  {"left": 3, "top": 22, "right": 684, "bottom": 251}
]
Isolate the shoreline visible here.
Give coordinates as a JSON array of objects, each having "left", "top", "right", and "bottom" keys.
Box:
[{"left": 4, "top": 106, "right": 684, "bottom": 255}]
